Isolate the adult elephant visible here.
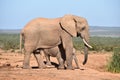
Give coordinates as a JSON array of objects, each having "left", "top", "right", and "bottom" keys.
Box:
[{"left": 20, "top": 14, "right": 92, "bottom": 69}]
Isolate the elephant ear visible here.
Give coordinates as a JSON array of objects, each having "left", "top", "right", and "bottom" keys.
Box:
[{"left": 60, "top": 14, "right": 77, "bottom": 37}]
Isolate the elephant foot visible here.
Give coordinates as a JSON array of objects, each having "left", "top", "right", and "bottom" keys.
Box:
[
  {"left": 75, "top": 67, "right": 80, "bottom": 69},
  {"left": 38, "top": 64, "right": 47, "bottom": 69},
  {"left": 39, "top": 67, "right": 46, "bottom": 69},
  {"left": 23, "top": 65, "right": 31, "bottom": 69},
  {"left": 46, "top": 62, "right": 52, "bottom": 66},
  {"left": 46, "top": 65, "right": 55, "bottom": 68},
  {"left": 66, "top": 66, "right": 74, "bottom": 70},
  {"left": 58, "top": 65, "right": 65, "bottom": 70}
]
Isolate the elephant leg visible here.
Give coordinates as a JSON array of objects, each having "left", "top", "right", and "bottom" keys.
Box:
[
  {"left": 73, "top": 54, "right": 79, "bottom": 69},
  {"left": 65, "top": 48, "right": 74, "bottom": 70},
  {"left": 23, "top": 47, "right": 33, "bottom": 69},
  {"left": 23, "top": 52, "right": 31, "bottom": 69},
  {"left": 45, "top": 55, "right": 52, "bottom": 66},
  {"left": 33, "top": 50, "right": 46, "bottom": 69},
  {"left": 61, "top": 31, "right": 74, "bottom": 70},
  {"left": 63, "top": 39, "right": 73, "bottom": 69},
  {"left": 56, "top": 52, "right": 64, "bottom": 69}
]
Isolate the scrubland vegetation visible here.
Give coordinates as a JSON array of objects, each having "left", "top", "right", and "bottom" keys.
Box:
[
  {"left": 107, "top": 48, "right": 120, "bottom": 73},
  {"left": 73, "top": 37, "right": 120, "bottom": 52},
  {"left": 0, "top": 34, "right": 120, "bottom": 52},
  {"left": 0, "top": 34, "right": 19, "bottom": 50}
]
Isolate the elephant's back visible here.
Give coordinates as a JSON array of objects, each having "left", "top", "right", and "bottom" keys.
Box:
[
  {"left": 22, "top": 17, "right": 61, "bottom": 31},
  {"left": 26, "top": 17, "right": 61, "bottom": 26}
]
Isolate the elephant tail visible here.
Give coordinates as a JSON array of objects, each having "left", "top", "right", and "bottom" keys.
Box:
[{"left": 20, "top": 32, "right": 23, "bottom": 53}]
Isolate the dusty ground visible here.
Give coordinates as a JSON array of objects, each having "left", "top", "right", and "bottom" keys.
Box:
[{"left": 0, "top": 49, "right": 120, "bottom": 80}]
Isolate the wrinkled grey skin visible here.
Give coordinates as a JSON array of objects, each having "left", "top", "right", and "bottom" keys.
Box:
[
  {"left": 43, "top": 45, "right": 79, "bottom": 69},
  {"left": 20, "top": 14, "right": 91, "bottom": 69}
]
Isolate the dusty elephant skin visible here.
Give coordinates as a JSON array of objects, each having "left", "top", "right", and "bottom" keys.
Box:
[{"left": 20, "top": 14, "right": 92, "bottom": 69}]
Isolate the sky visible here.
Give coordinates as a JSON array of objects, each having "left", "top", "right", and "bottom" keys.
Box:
[{"left": 0, "top": 0, "right": 120, "bottom": 29}]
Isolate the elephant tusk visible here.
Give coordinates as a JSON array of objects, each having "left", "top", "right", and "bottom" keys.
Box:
[{"left": 82, "top": 39, "right": 93, "bottom": 49}]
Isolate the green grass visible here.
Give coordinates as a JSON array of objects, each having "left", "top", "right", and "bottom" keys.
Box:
[
  {"left": 0, "top": 33, "right": 120, "bottom": 52},
  {"left": 107, "top": 47, "right": 120, "bottom": 73},
  {"left": 73, "top": 37, "right": 120, "bottom": 52},
  {"left": 0, "top": 33, "right": 20, "bottom": 50}
]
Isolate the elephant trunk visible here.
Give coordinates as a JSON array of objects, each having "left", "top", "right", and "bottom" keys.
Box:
[
  {"left": 82, "top": 44, "right": 88, "bottom": 65},
  {"left": 82, "top": 34, "right": 92, "bottom": 65}
]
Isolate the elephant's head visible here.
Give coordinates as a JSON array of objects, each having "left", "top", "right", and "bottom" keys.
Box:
[{"left": 60, "top": 14, "right": 92, "bottom": 65}]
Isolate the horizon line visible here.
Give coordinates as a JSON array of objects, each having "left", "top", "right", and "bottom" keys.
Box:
[{"left": 0, "top": 26, "right": 120, "bottom": 30}]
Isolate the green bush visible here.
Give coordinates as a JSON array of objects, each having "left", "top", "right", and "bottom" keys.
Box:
[
  {"left": 73, "top": 37, "right": 83, "bottom": 50},
  {"left": 0, "top": 34, "right": 20, "bottom": 50},
  {"left": 0, "top": 33, "right": 120, "bottom": 52},
  {"left": 73, "top": 37, "right": 120, "bottom": 52},
  {"left": 107, "top": 48, "right": 120, "bottom": 73}
]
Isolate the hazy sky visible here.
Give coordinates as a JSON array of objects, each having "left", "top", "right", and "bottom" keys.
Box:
[{"left": 0, "top": 0, "right": 120, "bottom": 29}]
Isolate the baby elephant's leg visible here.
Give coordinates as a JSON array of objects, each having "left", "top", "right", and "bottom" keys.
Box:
[
  {"left": 73, "top": 54, "right": 79, "bottom": 69},
  {"left": 45, "top": 55, "right": 52, "bottom": 66},
  {"left": 73, "top": 48, "right": 79, "bottom": 69},
  {"left": 33, "top": 50, "right": 46, "bottom": 69},
  {"left": 56, "top": 52, "right": 64, "bottom": 69}
]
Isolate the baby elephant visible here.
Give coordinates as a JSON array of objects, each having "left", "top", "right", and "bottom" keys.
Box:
[{"left": 42, "top": 46, "right": 79, "bottom": 69}]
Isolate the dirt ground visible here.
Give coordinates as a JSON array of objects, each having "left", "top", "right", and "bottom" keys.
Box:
[{"left": 0, "top": 49, "right": 120, "bottom": 80}]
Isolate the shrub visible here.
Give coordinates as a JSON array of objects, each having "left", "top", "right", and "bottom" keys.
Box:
[
  {"left": 73, "top": 37, "right": 83, "bottom": 50},
  {"left": 73, "top": 37, "right": 120, "bottom": 52},
  {"left": 0, "top": 34, "right": 20, "bottom": 50},
  {"left": 0, "top": 34, "right": 120, "bottom": 52},
  {"left": 107, "top": 47, "right": 120, "bottom": 73}
]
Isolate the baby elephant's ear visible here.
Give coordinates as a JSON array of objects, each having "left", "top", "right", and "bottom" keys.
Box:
[{"left": 60, "top": 14, "right": 77, "bottom": 37}]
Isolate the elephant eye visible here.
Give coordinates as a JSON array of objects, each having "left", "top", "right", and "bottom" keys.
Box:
[{"left": 81, "top": 27, "right": 85, "bottom": 31}]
